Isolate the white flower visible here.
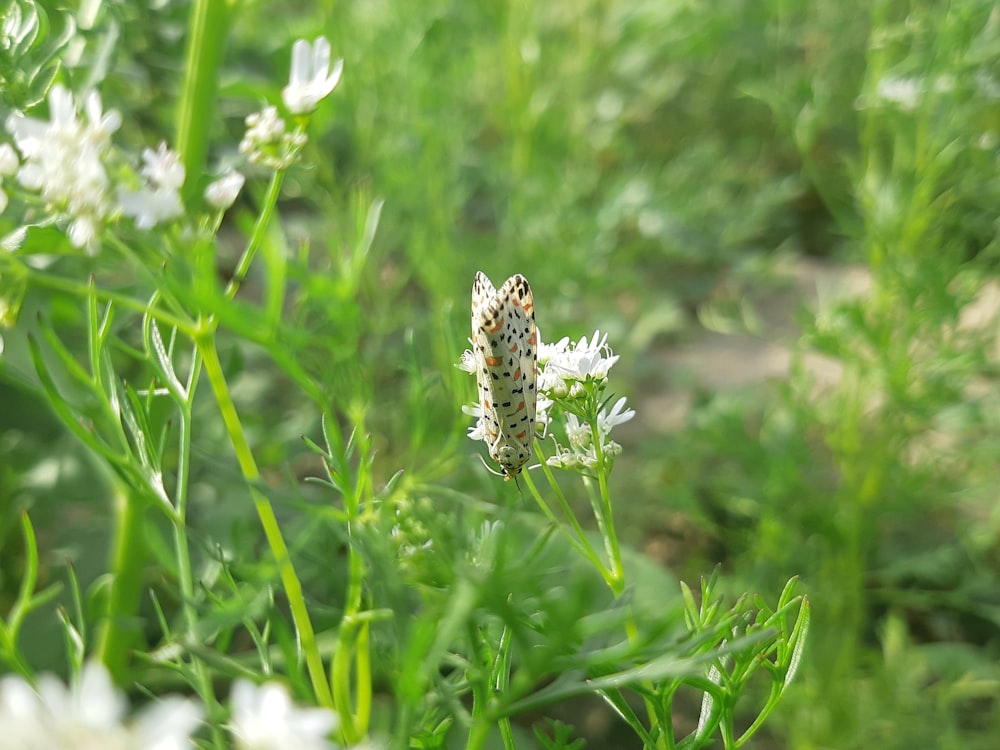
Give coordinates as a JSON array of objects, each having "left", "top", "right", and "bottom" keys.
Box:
[
  {"left": 229, "top": 680, "right": 339, "bottom": 750},
  {"left": 118, "top": 186, "right": 184, "bottom": 229},
  {"left": 116, "top": 143, "right": 186, "bottom": 229},
  {"left": 538, "top": 330, "right": 620, "bottom": 393},
  {"left": 546, "top": 443, "right": 598, "bottom": 471},
  {"left": 140, "top": 143, "right": 185, "bottom": 191},
  {"left": 0, "top": 144, "right": 18, "bottom": 175},
  {"left": 80, "top": 90, "right": 122, "bottom": 146},
  {"left": 596, "top": 396, "right": 635, "bottom": 439},
  {"left": 462, "top": 403, "right": 487, "bottom": 441},
  {"left": 68, "top": 215, "right": 101, "bottom": 250},
  {"left": 0, "top": 660, "right": 203, "bottom": 750},
  {"left": 239, "top": 107, "right": 307, "bottom": 169},
  {"left": 457, "top": 347, "right": 477, "bottom": 373},
  {"left": 204, "top": 170, "right": 246, "bottom": 209},
  {"left": 535, "top": 396, "right": 553, "bottom": 434},
  {"left": 282, "top": 37, "right": 344, "bottom": 115},
  {"left": 871, "top": 76, "right": 921, "bottom": 110},
  {"left": 6, "top": 85, "right": 119, "bottom": 249},
  {"left": 564, "top": 413, "right": 591, "bottom": 449},
  {"left": 242, "top": 106, "right": 286, "bottom": 147}
]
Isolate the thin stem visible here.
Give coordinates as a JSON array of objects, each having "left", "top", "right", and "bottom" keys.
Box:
[
  {"left": 523, "top": 449, "right": 609, "bottom": 579},
  {"left": 332, "top": 523, "right": 364, "bottom": 743},
  {"left": 590, "top": 423, "right": 624, "bottom": 595},
  {"left": 170, "top": 351, "right": 226, "bottom": 749},
  {"left": 23, "top": 268, "right": 194, "bottom": 334},
  {"left": 225, "top": 170, "right": 286, "bottom": 300},
  {"left": 196, "top": 332, "right": 333, "bottom": 709}
]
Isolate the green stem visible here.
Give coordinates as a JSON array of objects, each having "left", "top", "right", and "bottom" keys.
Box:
[
  {"left": 176, "top": 0, "right": 231, "bottom": 205},
  {"left": 171, "top": 352, "right": 226, "bottom": 749},
  {"left": 196, "top": 333, "right": 333, "bottom": 709},
  {"left": 95, "top": 479, "right": 147, "bottom": 682},
  {"left": 225, "top": 170, "right": 285, "bottom": 300},
  {"left": 523, "top": 449, "right": 609, "bottom": 579},
  {"left": 466, "top": 719, "right": 493, "bottom": 750},
  {"left": 23, "top": 268, "right": 193, "bottom": 334},
  {"left": 590, "top": 424, "right": 624, "bottom": 595},
  {"left": 332, "top": 522, "right": 365, "bottom": 743}
]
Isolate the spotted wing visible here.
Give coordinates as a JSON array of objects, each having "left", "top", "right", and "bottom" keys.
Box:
[{"left": 471, "top": 271, "right": 538, "bottom": 479}]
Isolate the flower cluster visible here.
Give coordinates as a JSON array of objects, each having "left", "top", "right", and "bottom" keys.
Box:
[
  {"left": 535, "top": 330, "right": 634, "bottom": 470},
  {"left": 240, "top": 36, "right": 343, "bottom": 169},
  {"left": 5, "top": 85, "right": 122, "bottom": 249},
  {"left": 0, "top": 661, "right": 202, "bottom": 749},
  {"left": 0, "top": 662, "right": 353, "bottom": 750},
  {"left": 117, "top": 142, "right": 186, "bottom": 230},
  {"left": 229, "top": 679, "right": 341, "bottom": 750},
  {"left": 238, "top": 106, "right": 308, "bottom": 170},
  {"left": 0, "top": 36, "right": 342, "bottom": 252},
  {"left": 1, "top": 85, "right": 246, "bottom": 251},
  {"left": 461, "top": 327, "right": 635, "bottom": 473}
]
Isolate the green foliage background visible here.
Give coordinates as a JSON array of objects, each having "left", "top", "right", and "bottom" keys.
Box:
[{"left": 2, "top": 0, "right": 1000, "bottom": 747}]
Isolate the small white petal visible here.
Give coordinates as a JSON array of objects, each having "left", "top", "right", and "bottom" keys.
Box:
[
  {"left": 0, "top": 143, "right": 18, "bottom": 175},
  {"left": 229, "top": 680, "right": 338, "bottom": 750},
  {"left": 68, "top": 215, "right": 100, "bottom": 248},
  {"left": 204, "top": 170, "right": 246, "bottom": 209},
  {"left": 457, "top": 349, "right": 477, "bottom": 372},
  {"left": 282, "top": 37, "right": 344, "bottom": 114},
  {"left": 141, "top": 143, "right": 185, "bottom": 190}
]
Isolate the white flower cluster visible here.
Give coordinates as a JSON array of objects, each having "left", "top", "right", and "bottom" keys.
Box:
[
  {"left": 0, "top": 662, "right": 354, "bottom": 750},
  {"left": 5, "top": 85, "right": 122, "bottom": 249},
  {"left": 117, "top": 142, "right": 185, "bottom": 230},
  {"left": 240, "top": 37, "right": 343, "bottom": 169},
  {"left": 547, "top": 396, "right": 635, "bottom": 470},
  {"left": 0, "top": 661, "right": 201, "bottom": 750},
  {"left": 229, "top": 679, "right": 341, "bottom": 750},
  {"left": 238, "top": 106, "right": 307, "bottom": 170},
  {"left": 1, "top": 85, "right": 248, "bottom": 250},
  {"left": 537, "top": 330, "right": 634, "bottom": 470},
  {"left": 461, "top": 328, "right": 635, "bottom": 473},
  {"left": 538, "top": 329, "right": 620, "bottom": 396}
]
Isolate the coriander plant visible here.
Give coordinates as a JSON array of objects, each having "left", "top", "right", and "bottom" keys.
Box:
[{"left": 0, "top": 0, "right": 807, "bottom": 748}]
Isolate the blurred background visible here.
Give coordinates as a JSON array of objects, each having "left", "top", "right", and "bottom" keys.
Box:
[{"left": 3, "top": 0, "right": 1000, "bottom": 747}]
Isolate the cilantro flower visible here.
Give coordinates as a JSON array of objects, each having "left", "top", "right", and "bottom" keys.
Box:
[
  {"left": 229, "top": 680, "right": 339, "bottom": 750},
  {"left": 239, "top": 106, "right": 307, "bottom": 170},
  {"left": 117, "top": 143, "right": 186, "bottom": 229},
  {"left": 6, "top": 85, "right": 120, "bottom": 250},
  {"left": 282, "top": 36, "right": 344, "bottom": 115},
  {"left": 0, "top": 660, "right": 203, "bottom": 750},
  {"left": 204, "top": 170, "right": 246, "bottom": 210}
]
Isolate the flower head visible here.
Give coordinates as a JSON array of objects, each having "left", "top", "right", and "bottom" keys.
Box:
[
  {"left": 117, "top": 143, "right": 186, "bottom": 230},
  {"left": 597, "top": 396, "right": 635, "bottom": 439},
  {"left": 0, "top": 144, "right": 19, "bottom": 176},
  {"left": 204, "top": 170, "right": 246, "bottom": 209},
  {"left": 6, "top": 84, "right": 120, "bottom": 251},
  {"left": 0, "top": 661, "right": 203, "bottom": 750},
  {"left": 229, "top": 679, "right": 339, "bottom": 750},
  {"left": 239, "top": 106, "right": 307, "bottom": 170},
  {"left": 282, "top": 37, "right": 344, "bottom": 115},
  {"left": 540, "top": 330, "right": 620, "bottom": 389}
]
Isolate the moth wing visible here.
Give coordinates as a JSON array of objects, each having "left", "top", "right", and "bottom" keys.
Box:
[
  {"left": 471, "top": 272, "right": 503, "bottom": 450},
  {"left": 498, "top": 274, "right": 537, "bottom": 445}
]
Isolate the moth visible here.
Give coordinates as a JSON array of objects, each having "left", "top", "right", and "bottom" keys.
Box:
[{"left": 471, "top": 272, "right": 538, "bottom": 479}]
